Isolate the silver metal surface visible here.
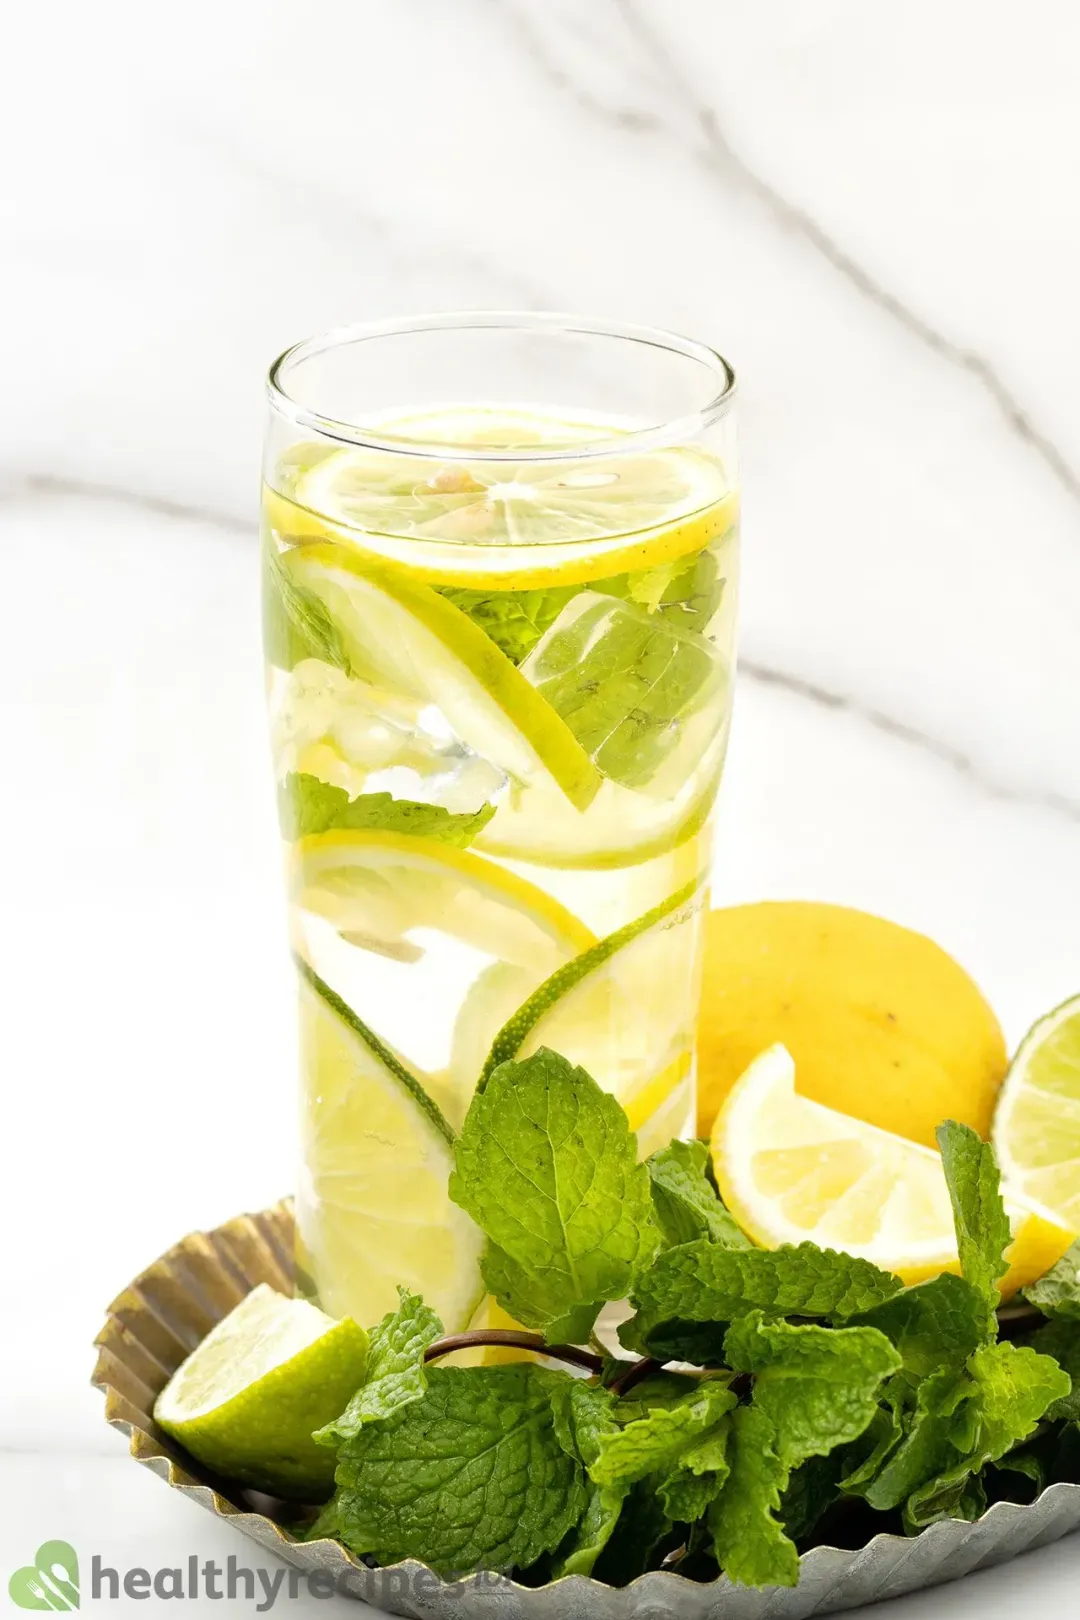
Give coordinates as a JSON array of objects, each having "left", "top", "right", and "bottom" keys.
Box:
[{"left": 93, "top": 1202, "right": 1080, "bottom": 1619}]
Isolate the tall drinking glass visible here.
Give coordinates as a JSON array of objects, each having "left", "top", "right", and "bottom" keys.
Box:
[{"left": 262, "top": 314, "right": 739, "bottom": 1333}]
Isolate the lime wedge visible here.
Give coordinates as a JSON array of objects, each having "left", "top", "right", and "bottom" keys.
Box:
[
  {"left": 280, "top": 543, "right": 600, "bottom": 810},
  {"left": 295, "top": 964, "right": 485, "bottom": 1333},
  {"left": 481, "top": 879, "right": 706, "bottom": 1136},
  {"left": 153, "top": 1283, "right": 368, "bottom": 1500},
  {"left": 993, "top": 994, "right": 1080, "bottom": 1223}
]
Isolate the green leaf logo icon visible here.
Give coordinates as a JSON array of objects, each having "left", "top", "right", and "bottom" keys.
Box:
[{"left": 8, "top": 1541, "right": 79, "bottom": 1610}]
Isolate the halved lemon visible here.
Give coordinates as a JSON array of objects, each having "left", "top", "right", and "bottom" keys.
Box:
[
  {"left": 296, "top": 967, "right": 486, "bottom": 1333},
  {"left": 711, "top": 1044, "right": 1074, "bottom": 1295},
  {"left": 282, "top": 543, "right": 600, "bottom": 810},
  {"left": 483, "top": 880, "right": 705, "bottom": 1149},
  {"left": 264, "top": 406, "right": 736, "bottom": 590},
  {"left": 993, "top": 994, "right": 1080, "bottom": 1225}
]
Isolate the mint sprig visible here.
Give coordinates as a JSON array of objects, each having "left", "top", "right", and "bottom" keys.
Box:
[
  {"left": 295, "top": 1044, "right": 1080, "bottom": 1592},
  {"left": 448, "top": 1049, "right": 660, "bottom": 1343}
]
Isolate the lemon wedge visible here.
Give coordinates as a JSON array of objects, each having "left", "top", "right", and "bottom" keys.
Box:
[{"left": 710, "top": 1044, "right": 1073, "bottom": 1296}]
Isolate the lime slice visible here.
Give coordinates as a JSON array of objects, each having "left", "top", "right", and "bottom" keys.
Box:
[
  {"left": 280, "top": 543, "right": 600, "bottom": 810},
  {"left": 296, "top": 965, "right": 485, "bottom": 1333},
  {"left": 291, "top": 828, "right": 595, "bottom": 971},
  {"left": 482, "top": 879, "right": 706, "bottom": 1136},
  {"left": 153, "top": 1283, "right": 369, "bottom": 1500},
  {"left": 264, "top": 407, "right": 737, "bottom": 590},
  {"left": 993, "top": 995, "right": 1080, "bottom": 1223}
]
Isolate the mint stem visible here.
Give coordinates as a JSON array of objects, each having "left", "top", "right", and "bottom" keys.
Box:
[
  {"left": 423, "top": 1330, "right": 605, "bottom": 1374},
  {"left": 607, "top": 1356, "right": 663, "bottom": 1397}
]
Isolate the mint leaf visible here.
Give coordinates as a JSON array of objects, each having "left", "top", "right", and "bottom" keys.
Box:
[
  {"left": 449, "top": 1049, "right": 660, "bottom": 1342},
  {"left": 521, "top": 591, "right": 724, "bottom": 790},
  {"left": 852, "top": 1273, "right": 985, "bottom": 1382},
  {"left": 866, "top": 1342, "right": 1070, "bottom": 1527},
  {"left": 591, "top": 1377, "right": 737, "bottom": 1523},
  {"left": 936, "top": 1120, "right": 1011, "bottom": 1325},
  {"left": 622, "top": 1239, "right": 902, "bottom": 1355},
  {"left": 263, "top": 540, "right": 353, "bottom": 675},
  {"left": 838, "top": 1394, "right": 904, "bottom": 1493},
  {"left": 279, "top": 772, "right": 494, "bottom": 844},
  {"left": 1021, "top": 1319, "right": 1080, "bottom": 1419},
  {"left": 435, "top": 550, "right": 725, "bottom": 666},
  {"left": 1023, "top": 1238, "right": 1080, "bottom": 1321},
  {"left": 707, "top": 1406, "right": 798, "bottom": 1587},
  {"left": 313, "top": 1288, "right": 441, "bottom": 1447},
  {"left": 329, "top": 1365, "right": 585, "bottom": 1576},
  {"left": 613, "top": 1371, "right": 702, "bottom": 1425},
  {"left": 646, "top": 1140, "right": 752, "bottom": 1250},
  {"left": 619, "top": 548, "right": 724, "bottom": 633},
  {"left": 592, "top": 1480, "right": 677, "bottom": 1586},
  {"left": 780, "top": 1453, "right": 844, "bottom": 1541},
  {"left": 706, "top": 1314, "right": 898, "bottom": 1587},
  {"left": 547, "top": 1380, "right": 624, "bottom": 1577},
  {"left": 436, "top": 584, "right": 577, "bottom": 664},
  {"left": 723, "top": 1313, "right": 901, "bottom": 1464}
]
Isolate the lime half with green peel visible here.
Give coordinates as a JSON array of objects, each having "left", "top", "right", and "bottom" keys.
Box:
[
  {"left": 280, "top": 543, "right": 600, "bottom": 810},
  {"left": 153, "top": 1283, "right": 368, "bottom": 1500},
  {"left": 993, "top": 994, "right": 1080, "bottom": 1224},
  {"left": 482, "top": 878, "right": 707, "bottom": 1140},
  {"left": 295, "top": 964, "right": 486, "bottom": 1334}
]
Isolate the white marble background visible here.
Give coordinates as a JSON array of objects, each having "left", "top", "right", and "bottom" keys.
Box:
[{"left": 3, "top": 1, "right": 1080, "bottom": 1609}]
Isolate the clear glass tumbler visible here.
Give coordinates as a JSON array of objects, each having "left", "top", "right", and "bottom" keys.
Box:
[{"left": 262, "top": 313, "right": 739, "bottom": 1332}]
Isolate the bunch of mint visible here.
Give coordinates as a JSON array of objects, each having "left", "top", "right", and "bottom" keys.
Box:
[{"left": 301, "top": 1049, "right": 1080, "bottom": 1589}]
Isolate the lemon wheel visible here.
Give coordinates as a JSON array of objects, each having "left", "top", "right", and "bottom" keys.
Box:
[
  {"left": 264, "top": 406, "right": 736, "bottom": 591},
  {"left": 291, "top": 828, "right": 595, "bottom": 971}
]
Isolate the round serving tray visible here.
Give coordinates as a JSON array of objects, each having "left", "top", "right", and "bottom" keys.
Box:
[{"left": 92, "top": 1201, "right": 1080, "bottom": 1620}]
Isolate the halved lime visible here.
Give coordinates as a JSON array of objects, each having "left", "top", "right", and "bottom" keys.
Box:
[
  {"left": 993, "top": 994, "right": 1080, "bottom": 1223},
  {"left": 482, "top": 879, "right": 707, "bottom": 1140},
  {"left": 153, "top": 1283, "right": 368, "bottom": 1500},
  {"left": 291, "top": 828, "right": 595, "bottom": 971},
  {"left": 296, "top": 966, "right": 485, "bottom": 1333},
  {"left": 281, "top": 543, "right": 600, "bottom": 810}
]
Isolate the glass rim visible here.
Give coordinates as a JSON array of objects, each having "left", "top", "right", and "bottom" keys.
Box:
[{"left": 265, "top": 311, "right": 737, "bottom": 462}]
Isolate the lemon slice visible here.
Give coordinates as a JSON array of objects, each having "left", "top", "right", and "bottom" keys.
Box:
[
  {"left": 291, "top": 829, "right": 595, "bottom": 971},
  {"left": 296, "top": 967, "right": 485, "bottom": 1333},
  {"left": 482, "top": 880, "right": 705, "bottom": 1144},
  {"left": 993, "top": 994, "right": 1080, "bottom": 1225},
  {"left": 281, "top": 543, "right": 600, "bottom": 810},
  {"left": 266, "top": 407, "right": 736, "bottom": 590},
  {"left": 154, "top": 1284, "right": 369, "bottom": 1500},
  {"left": 711, "top": 1044, "right": 1074, "bottom": 1295}
]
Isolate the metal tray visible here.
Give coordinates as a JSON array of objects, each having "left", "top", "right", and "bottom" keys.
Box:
[{"left": 92, "top": 1202, "right": 1080, "bottom": 1619}]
